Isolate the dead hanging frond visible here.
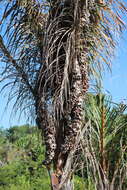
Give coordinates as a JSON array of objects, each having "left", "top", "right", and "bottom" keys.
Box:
[
  {"left": 37, "top": 0, "right": 127, "bottom": 166},
  {"left": 0, "top": 35, "right": 33, "bottom": 93},
  {"left": 80, "top": 0, "right": 127, "bottom": 84},
  {"left": 37, "top": 0, "right": 127, "bottom": 120},
  {"left": 0, "top": 0, "right": 48, "bottom": 116}
]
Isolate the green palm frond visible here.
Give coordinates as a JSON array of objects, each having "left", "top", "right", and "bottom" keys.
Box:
[
  {"left": 79, "top": 93, "right": 127, "bottom": 189},
  {"left": 85, "top": 93, "right": 127, "bottom": 146}
]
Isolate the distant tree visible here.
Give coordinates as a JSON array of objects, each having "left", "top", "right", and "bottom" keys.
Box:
[
  {"left": 7, "top": 125, "right": 30, "bottom": 143},
  {"left": 0, "top": 0, "right": 127, "bottom": 189}
]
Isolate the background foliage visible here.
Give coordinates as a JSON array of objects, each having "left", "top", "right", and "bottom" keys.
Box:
[{"left": 0, "top": 125, "right": 85, "bottom": 190}]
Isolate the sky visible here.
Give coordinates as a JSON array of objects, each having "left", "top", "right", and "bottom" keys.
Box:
[
  {"left": 103, "top": 33, "right": 127, "bottom": 103},
  {"left": 0, "top": 4, "right": 127, "bottom": 128}
]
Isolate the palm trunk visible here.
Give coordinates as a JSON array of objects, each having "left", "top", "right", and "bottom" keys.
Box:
[
  {"left": 100, "top": 105, "right": 105, "bottom": 172},
  {"left": 36, "top": 1, "right": 89, "bottom": 189},
  {"left": 51, "top": 174, "right": 74, "bottom": 190},
  {"left": 60, "top": 180, "right": 74, "bottom": 190},
  {"left": 61, "top": 59, "right": 84, "bottom": 153},
  {"left": 50, "top": 63, "right": 84, "bottom": 189}
]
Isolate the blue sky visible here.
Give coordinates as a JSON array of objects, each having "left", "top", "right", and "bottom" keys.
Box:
[
  {"left": 0, "top": 94, "right": 28, "bottom": 129},
  {"left": 103, "top": 33, "right": 127, "bottom": 103}
]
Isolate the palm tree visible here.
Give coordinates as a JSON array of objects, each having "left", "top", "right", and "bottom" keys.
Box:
[
  {"left": 83, "top": 93, "right": 127, "bottom": 190},
  {"left": 0, "top": 0, "right": 127, "bottom": 189}
]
